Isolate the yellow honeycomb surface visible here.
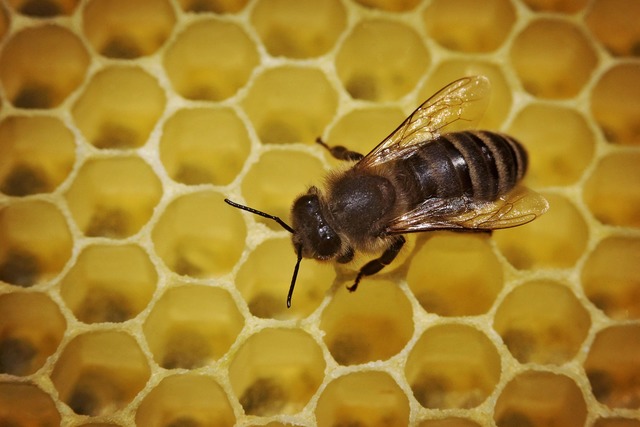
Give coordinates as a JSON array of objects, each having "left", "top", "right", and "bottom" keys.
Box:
[{"left": 0, "top": 0, "right": 639, "bottom": 426}]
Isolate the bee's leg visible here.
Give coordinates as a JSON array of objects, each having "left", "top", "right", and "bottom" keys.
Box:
[
  {"left": 315, "top": 137, "right": 364, "bottom": 162},
  {"left": 347, "top": 236, "right": 405, "bottom": 292}
]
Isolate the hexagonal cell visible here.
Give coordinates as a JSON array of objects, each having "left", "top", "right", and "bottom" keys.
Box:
[
  {"left": 406, "top": 233, "right": 503, "bottom": 316},
  {"left": 510, "top": 18, "right": 598, "bottom": 99},
  {"left": 82, "top": 0, "right": 176, "bottom": 59},
  {"left": 65, "top": 156, "right": 162, "bottom": 238},
  {"left": 590, "top": 63, "right": 640, "bottom": 145},
  {"left": 177, "top": 0, "right": 247, "bottom": 13},
  {"left": 320, "top": 279, "right": 413, "bottom": 365},
  {"left": 405, "top": 324, "right": 501, "bottom": 409},
  {"left": 584, "top": 152, "right": 640, "bottom": 228},
  {"left": 351, "top": 0, "right": 419, "bottom": 12},
  {"left": 586, "top": 0, "right": 640, "bottom": 57},
  {"left": 72, "top": 66, "right": 166, "bottom": 149},
  {"left": 251, "top": 0, "right": 346, "bottom": 59},
  {"left": 159, "top": 107, "right": 251, "bottom": 186},
  {"left": 151, "top": 191, "right": 246, "bottom": 277},
  {"left": 521, "top": 0, "right": 587, "bottom": 13},
  {"left": 420, "top": 62, "right": 511, "bottom": 131},
  {"left": 6, "top": 0, "right": 78, "bottom": 16},
  {"left": 582, "top": 236, "right": 640, "bottom": 320},
  {"left": 236, "top": 237, "right": 333, "bottom": 319},
  {"left": 60, "top": 244, "right": 157, "bottom": 323},
  {"left": 494, "top": 371, "right": 587, "bottom": 427},
  {"left": 494, "top": 193, "right": 588, "bottom": 270},
  {"left": 143, "top": 285, "right": 244, "bottom": 369},
  {"left": 423, "top": 0, "right": 515, "bottom": 53},
  {"left": 242, "top": 66, "right": 338, "bottom": 144},
  {"left": 0, "top": 292, "right": 66, "bottom": 376},
  {"left": 240, "top": 150, "right": 325, "bottom": 231},
  {"left": 335, "top": 19, "right": 430, "bottom": 101},
  {"left": 0, "top": 383, "right": 60, "bottom": 426},
  {"left": 315, "top": 371, "right": 410, "bottom": 427},
  {"left": 136, "top": 373, "right": 236, "bottom": 426},
  {"left": 0, "top": 115, "right": 76, "bottom": 196},
  {"left": 0, "top": 200, "right": 72, "bottom": 287},
  {"left": 418, "top": 418, "right": 481, "bottom": 427},
  {"left": 584, "top": 325, "right": 640, "bottom": 409},
  {"left": 594, "top": 419, "right": 640, "bottom": 427},
  {"left": 164, "top": 19, "right": 259, "bottom": 101},
  {"left": 0, "top": 25, "right": 89, "bottom": 108},
  {"left": 228, "top": 328, "right": 325, "bottom": 416},
  {"left": 50, "top": 331, "right": 151, "bottom": 416},
  {"left": 507, "top": 103, "right": 595, "bottom": 187},
  {"left": 493, "top": 280, "right": 591, "bottom": 364}
]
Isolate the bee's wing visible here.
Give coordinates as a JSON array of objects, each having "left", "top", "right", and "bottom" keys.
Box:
[
  {"left": 356, "top": 75, "right": 490, "bottom": 169},
  {"left": 386, "top": 186, "right": 549, "bottom": 233}
]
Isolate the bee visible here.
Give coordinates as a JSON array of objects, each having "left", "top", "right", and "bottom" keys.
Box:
[{"left": 225, "top": 76, "right": 549, "bottom": 308}]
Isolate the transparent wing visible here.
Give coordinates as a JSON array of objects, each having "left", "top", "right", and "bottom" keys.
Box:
[
  {"left": 357, "top": 75, "right": 491, "bottom": 170},
  {"left": 386, "top": 186, "right": 549, "bottom": 233}
]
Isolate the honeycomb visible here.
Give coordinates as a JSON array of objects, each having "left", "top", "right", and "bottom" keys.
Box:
[{"left": 0, "top": 0, "right": 639, "bottom": 425}]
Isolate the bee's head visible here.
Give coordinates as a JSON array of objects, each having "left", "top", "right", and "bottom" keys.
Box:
[{"left": 224, "top": 192, "right": 338, "bottom": 309}]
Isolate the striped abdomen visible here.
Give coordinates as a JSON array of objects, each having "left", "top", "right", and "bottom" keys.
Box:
[{"left": 399, "top": 130, "right": 528, "bottom": 203}]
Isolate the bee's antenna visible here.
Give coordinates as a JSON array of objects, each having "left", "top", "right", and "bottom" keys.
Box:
[
  {"left": 287, "top": 244, "right": 303, "bottom": 308},
  {"left": 224, "top": 199, "right": 295, "bottom": 234}
]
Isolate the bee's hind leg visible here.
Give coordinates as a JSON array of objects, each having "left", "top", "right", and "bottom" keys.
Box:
[
  {"left": 315, "top": 137, "right": 364, "bottom": 162},
  {"left": 347, "top": 236, "right": 406, "bottom": 292}
]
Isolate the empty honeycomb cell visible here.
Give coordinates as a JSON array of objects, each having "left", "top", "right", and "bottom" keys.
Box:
[
  {"left": 423, "top": 0, "right": 515, "bottom": 53},
  {"left": 509, "top": 18, "right": 598, "bottom": 99},
  {"left": 584, "top": 324, "right": 640, "bottom": 409},
  {"left": 177, "top": 0, "right": 247, "bottom": 13},
  {"left": 584, "top": 152, "right": 640, "bottom": 228},
  {"left": 493, "top": 370, "right": 587, "bottom": 427},
  {"left": 586, "top": 0, "right": 640, "bottom": 57},
  {"left": 240, "top": 150, "right": 325, "bottom": 231},
  {"left": 143, "top": 285, "right": 243, "bottom": 369},
  {"left": 251, "top": 0, "right": 346, "bottom": 59},
  {"left": 315, "top": 370, "right": 410, "bottom": 427},
  {"left": 235, "top": 237, "right": 334, "bottom": 319},
  {"left": 335, "top": 19, "right": 429, "bottom": 101},
  {"left": 493, "top": 280, "right": 591, "bottom": 364},
  {"left": 507, "top": 103, "right": 595, "bottom": 187},
  {"left": 405, "top": 324, "right": 501, "bottom": 409},
  {"left": 164, "top": 19, "right": 258, "bottom": 101},
  {"left": 406, "top": 233, "right": 503, "bottom": 316},
  {"left": 60, "top": 244, "right": 157, "bottom": 323},
  {"left": 421, "top": 62, "right": 511, "bottom": 131},
  {"left": 418, "top": 418, "right": 481, "bottom": 427},
  {"left": 494, "top": 193, "right": 588, "bottom": 270},
  {"left": 522, "top": 0, "right": 586, "bottom": 13},
  {"left": 82, "top": 0, "right": 176, "bottom": 59},
  {"left": 72, "top": 66, "right": 166, "bottom": 149},
  {"left": 50, "top": 330, "right": 150, "bottom": 416},
  {"left": 7, "top": 0, "right": 78, "bottom": 16},
  {"left": 590, "top": 63, "right": 640, "bottom": 145},
  {"left": 228, "top": 328, "right": 325, "bottom": 416},
  {"left": 351, "top": 0, "right": 419, "bottom": 12},
  {"left": 65, "top": 156, "right": 162, "bottom": 238},
  {"left": 594, "top": 419, "right": 640, "bottom": 427},
  {"left": 582, "top": 236, "right": 640, "bottom": 320},
  {"left": 0, "top": 200, "right": 72, "bottom": 287},
  {"left": 0, "top": 25, "right": 89, "bottom": 108},
  {"left": 0, "top": 382, "right": 60, "bottom": 426},
  {"left": 0, "top": 292, "right": 66, "bottom": 375},
  {"left": 0, "top": 115, "right": 75, "bottom": 196},
  {"left": 152, "top": 191, "right": 245, "bottom": 277},
  {"left": 136, "top": 373, "right": 236, "bottom": 426},
  {"left": 242, "top": 66, "right": 338, "bottom": 144},
  {"left": 159, "top": 107, "right": 251, "bottom": 186},
  {"left": 320, "top": 279, "right": 413, "bottom": 365}
]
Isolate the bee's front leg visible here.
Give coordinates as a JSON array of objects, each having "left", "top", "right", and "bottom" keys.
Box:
[
  {"left": 315, "top": 137, "right": 364, "bottom": 162},
  {"left": 347, "top": 235, "right": 406, "bottom": 292}
]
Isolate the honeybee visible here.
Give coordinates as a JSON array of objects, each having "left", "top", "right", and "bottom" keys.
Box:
[{"left": 225, "top": 76, "right": 549, "bottom": 307}]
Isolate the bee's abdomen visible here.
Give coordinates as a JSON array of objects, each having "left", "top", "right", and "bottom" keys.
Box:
[{"left": 402, "top": 130, "right": 528, "bottom": 202}]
